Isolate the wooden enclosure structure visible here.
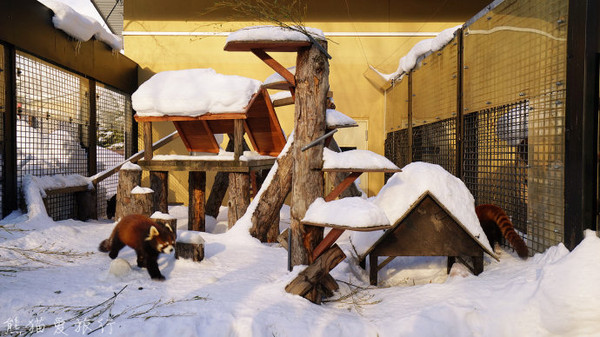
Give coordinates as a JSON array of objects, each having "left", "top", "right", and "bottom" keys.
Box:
[{"left": 358, "top": 191, "right": 497, "bottom": 285}]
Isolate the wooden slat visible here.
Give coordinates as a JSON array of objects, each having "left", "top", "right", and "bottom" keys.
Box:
[
  {"left": 136, "top": 158, "right": 276, "bottom": 172},
  {"left": 251, "top": 49, "right": 296, "bottom": 86},
  {"left": 324, "top": 172, "right": 362, "bottom": 202},
  {"left": 224, "top": 40, "right": 311, "bottom": 52},
  {"left": 44, "top": 184, "right": 92, "bottom": 196},
  {"left": 173, "top": 121, "right": 220, "bottom": 153},
  {"left": 134, "top": 113, "right": 247, "bottom": 122},
  {"left": 310, "top": 228, "right": 344, "bottom": 262},
  {"left": 321, "top": 168, "right": 402, "bottom": 173},
  {"left": 302, "top": 221, "right": 391, "bottom": 232},
  {"left": 143, "top": 122, "right": 153, "bottom": 161},
  {"left": 262, "top": 81, "right": 294, "bottom": 90}
]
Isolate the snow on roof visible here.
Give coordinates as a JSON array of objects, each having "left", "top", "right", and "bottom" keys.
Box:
[
  {"left": 226, "top": 25, "right": 326, "bottom": 43},
  {"left": 322, "top": 148, "right": 399, "bottom": 171},
  {"left": 302, "top": 197, "right": 390, "bottom": 229},
  {"left": 351, "top": 162, "right": 493, "bottom": 255},
  {"left": 37, "top": 0, "right": 123, "bottom": 50},
  {"left": 326, "top": 109, "right": 357, "bottom": 128},
  {"left": 374, "top": 25, "right": 462, "bottom": 82},
  {"left": 132, "top": 69, "right": 262, "bottom": 117}
]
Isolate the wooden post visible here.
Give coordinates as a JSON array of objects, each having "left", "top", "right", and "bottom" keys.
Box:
[
  {"left": 151, "top": 212, "right": 177, "bottom": 238},
  {"left": 228, "top": 172, "right": 250, "bottom": 228},
  {"left": 75, "top": 188, "right": 97, "bottom": 221},
  {"left": 143, "top": 122, "right": 153, "bottom": 161},
  {"left": 249, "top": 146, "right": 293, "bottom": 242},
  {"left": 150, "top": 171, "right": 168, "bottom": 213},
  {"left": 290, "top": 40, "right": 329, "bottom": 267},
  {"left": 115, "top": 164, "right": 142, "bottom": 220},
  {"left": 188, "top": 171, "right": 206, "bottom": 231},
  {"left": 129, "top": 187, "right": 154, "bottom": 217},
  {"left": 233, "top": 119, "right": 244, "bottom": 161}
]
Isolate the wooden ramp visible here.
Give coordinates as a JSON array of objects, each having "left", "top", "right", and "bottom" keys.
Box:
[{"left": 359, "top": 191, "right": 498, "bottom": 285}]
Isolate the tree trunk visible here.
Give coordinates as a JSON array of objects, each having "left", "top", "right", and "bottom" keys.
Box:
[
  {"left": 151, "top": 213, "right": 177, "bottom": 238},
  {"left": 228, "top": 172, "right": 250, "bottom": 228},
  {"left": 116, "top": 166, "right": 141, "bottom": 220},
  {"left": 188, "top": 172, "right": 206, "bottom": 231},
  {"left": 175, "top": 242, "right": 204, "bottom": 262},
  {"left": 290, "top": 40, "right": 329, "bottom": 267},
  {"left": 249, "top": 147, "right": 293, "bottom": 242},
  {"left": 150, "top": 171, "right": 168, "bottom": 213}
]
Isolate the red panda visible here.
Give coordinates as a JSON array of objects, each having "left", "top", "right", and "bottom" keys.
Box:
[
  {"left": 475, "top": 204, "right": 528, "bottom": 259},
  {"left": 99, "top": 214, "right": 176, "bottom": 280}
]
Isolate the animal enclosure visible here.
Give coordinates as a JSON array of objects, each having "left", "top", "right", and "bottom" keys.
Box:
[{"left": 384, "top": 0, "right": 596, "bottom": 254}]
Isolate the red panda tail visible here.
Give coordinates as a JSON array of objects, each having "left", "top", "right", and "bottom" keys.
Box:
[
  {"left": 98, "top": 239, "right": 111, "bottom": 252},
  {"left": 477, "top": 204, "right": 529, "bottom": 259}
]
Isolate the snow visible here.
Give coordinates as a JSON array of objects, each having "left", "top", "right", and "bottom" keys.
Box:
[
  {"left": 351, "top": 162, "right": 493, "bottom": 256},
  {"left": 177, "top": 231, "right": 206, "bottom": 245},
  {"left": 150, "top": 212, "right": 176, "bottom": 221},
  {"left": 132, "top": 69, "right": 262, "bottom": 117},
  {"left": 227, "top": 25, "right": 326, "bottom": 43},
  {"left": 2, "top": 187, "right": 600, "bottom": 336},
  {"left": 151, "top": 150, "right": 275, "bottom": 162},
  {"left": 130, "top": 186, "right": 153, "bottom": 195},
  {"left": 269, "top": 90, "right": 292, "bottom": 102},
  {"left": 121, "top": 162, "right": 142, "bottom": 171},
  {"left": 322, "top": 148, "right": 399, "bottom": 171},
  {"left": 303, "top": 197, "right": 390, "bottom": 229},
  {"left": 374, "top": 25, "right": 462, "bottom": 82},
  {"left": 37, "top": 0, "right": 123, "bottom": 50},
  {"left": 326, "top": 109, "right": 357, "bottom": 128}
]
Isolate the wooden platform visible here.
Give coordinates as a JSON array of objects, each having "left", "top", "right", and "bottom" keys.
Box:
[
  {"left": 135, "top": 88, "right": 287, "bottom": 157},
  {"left": 224, "top": 40, "right": 312, "bottom": 53},
  {"left": 136, "top": 156, "right": 276, "bottom": 173}
]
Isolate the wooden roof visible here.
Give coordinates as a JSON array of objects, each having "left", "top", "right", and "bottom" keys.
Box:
[{"left": 135, "top": 88, "right": 287, "bottom": 156}]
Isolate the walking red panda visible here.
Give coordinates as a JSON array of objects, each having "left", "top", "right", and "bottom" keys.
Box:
[
  {"left": 99, "top": 214, "right": 176, "bottom": 280},
  {"left": 475, "top": 204, "right": 528, "bottom": 259}
]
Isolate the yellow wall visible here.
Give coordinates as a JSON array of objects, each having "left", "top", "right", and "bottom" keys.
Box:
[{"left": 123, "top": 1, "right": 481, "bottom": 203}]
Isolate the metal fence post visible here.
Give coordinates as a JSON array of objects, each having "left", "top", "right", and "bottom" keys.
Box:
[{"left": 2, "top": 44, "right": 17, "bottom": 216}]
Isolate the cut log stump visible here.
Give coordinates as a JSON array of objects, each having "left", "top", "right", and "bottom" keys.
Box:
[
  {"left": 128, "top": 186, "right": 154, "bottom": 217},
  {"left": 115, "top": 163, "right": 142, "bottom": 220},
  {"left": 175, "top": 231, "right": 205, "bottom": 262},
  {"left": 285, "top": 244, "right": 345, "bottom": 303},
  {"left": 151, "top": 212, "right": 177, "bottom": 238}
]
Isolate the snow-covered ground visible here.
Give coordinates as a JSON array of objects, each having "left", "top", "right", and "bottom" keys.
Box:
[{"left": 1, "top": 190, "right": 600, "bottom": 336}]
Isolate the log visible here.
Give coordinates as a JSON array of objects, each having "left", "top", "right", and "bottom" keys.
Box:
[
  {"left": 228, "top": 172, "right": 250, "bottom": 229},
  {"left": 249, "top": 146, "right": 293, "bottom": 242},
  {"left": 151, "top": 212, "right": 177, "bottom": 238},
  {"left": 327, "top": 138, "right": 362, "bottom": 198},
  {"left": 150, "top": 171, "right": 168, "bottom": 214},
  {"left": 285, "top": 244, "right": 345, "bottom": 303},
  {"left": 290, "top": 39, "right": 329, "bottom": 267},
  {"left": 205, "top": 137, "right": 251, "bottom": 218},
  {"left": 115, "top": 165, "right": 142, "bottom": 220},
  {"left": 188, "top": 171, "right": 206, "bottom": 231},
  {"left": 128, "top": 186, "right": 154, "bottom": 217},
  {"left": 277, "top": 228, "right": 289, "bottom": 250},
  {"left": 175, "top": 242, "right": 204, "bottom": 262}
]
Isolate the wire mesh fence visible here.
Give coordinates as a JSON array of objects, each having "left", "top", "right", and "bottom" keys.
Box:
[
  {"left": 1, "top": 50, "right": 135, "bottom": 221},
  {"left": 383, "top": 0, "right": 569, "bottom": 254},
  {"left": 0, "top": 44, "right": 4, "bottom": 219}
]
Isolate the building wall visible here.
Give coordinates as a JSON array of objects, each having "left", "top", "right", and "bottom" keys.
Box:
[{"left": 123, "top": 0, "right": 488, "bottom": 203}]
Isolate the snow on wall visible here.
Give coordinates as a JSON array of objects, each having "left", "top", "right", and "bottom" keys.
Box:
[{"left": 132, "top": 69, "right": 262, "bottom": 117}]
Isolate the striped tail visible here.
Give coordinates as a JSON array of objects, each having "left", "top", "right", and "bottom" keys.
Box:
[
  {"left": 98, "top": 239, "right": 111, "bottom": 253},
  {"left": 476, "top": 204, "right": 528, "bottom": 259}
]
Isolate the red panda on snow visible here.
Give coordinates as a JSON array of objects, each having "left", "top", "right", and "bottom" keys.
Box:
[
  {"left": 475, "top": 204, "right": 528, "bottom": 259},
  {"left": 99, "top": 214, "right": 176, "bottom": 280}
]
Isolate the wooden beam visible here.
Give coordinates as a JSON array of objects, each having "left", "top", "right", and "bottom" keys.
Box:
[
  {"left": 136, "top": 157, "right": 276, "bottom": 173},
  {"left": 143, "top": 122, "right": 153, "bottom": 161},
  {"left": 251, "top": 49, "right": 296, "bottom": 87},
  {"left": 324, "top": 172, "right": 362, "bottom": 202},
  {"left": 188, "top": 171, "right": 206, "bottom": 231},
  {"left": 233, "top": 119, "right": 244, "bottom": 161},
  {"left": 311, "top": 228, "right": 344, "bottom": 262}
]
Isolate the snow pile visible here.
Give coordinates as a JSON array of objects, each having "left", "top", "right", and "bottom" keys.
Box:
[
  {"left": 376, "top": 25, "right": 462, "bottom": 82},
  {"left": 326, "top": 109, "right": 357, "bottom": 128},
  {"left": 131, "top": 186, "right": 153, "bottom": 194},
  {"left": 132, "top": 69, "right": 262, "bottom": 117},
  {"left": 303, "top": 197, "right": 389, "bottom": 229},
  {"left": 269, "top": 91, "right": 293, "bottom": 102},
  {"left": 322, "top": 148, "right": 399, "bottom": 171},
  {"left": 352, "top": 162, "right": 493, "bottom": 255},
  {"left": 37, "top": 0, "right": 123, "bottom": 50},
  {"left": 227, "top": 25, "right": 326, "bottom": 43},
  {"left": 150, "top": 211, "right": 176, "bottom": 221},
  {"left": 108, "top": 258, "right": 131, "bottom": 277},
  {"left": 121, "top": 162, "right": 142, "bottom": 171},
  {"left": 151, "top": 150, "right": 275, "bottom": 162},
  {"left": 28, "top": 174, "right": 92, "bottom": 192}
]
